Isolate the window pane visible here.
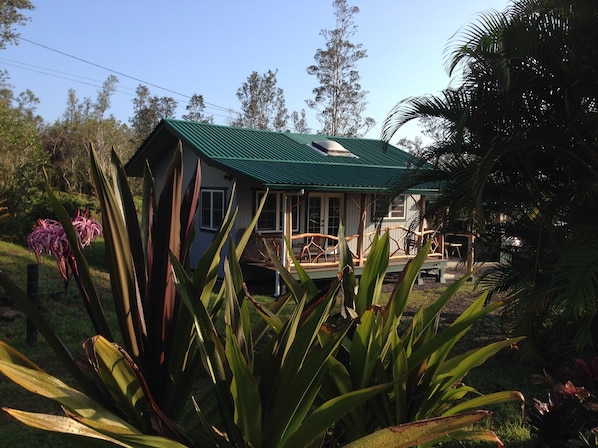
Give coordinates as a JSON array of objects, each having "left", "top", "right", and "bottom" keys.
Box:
[
  {"left": 201, "top": 191, "right": 212, "bottom": 228},
  {"left": 213, "top": 191, "right": 224, "bottom": 228},
  {"left": 389, "top": 195, "right": 405, "bottom": 218},
  {"left": 308, "top": 197, "right": 322, "bottom": 233},
  {"left": 201, "top": 190, "right": 225, "bottom": 230},
  {"left": 279, "top": 194, "right": 300, "bottom": 232},
  {"left": 328, "top": 196, "right": 341, "bottom": 241},
  {"left": 257, "top": 193, "right": 277, "bottom": 231}
]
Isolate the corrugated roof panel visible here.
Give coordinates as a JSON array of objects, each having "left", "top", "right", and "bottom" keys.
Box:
[
  {"left": 165, "top": 120, "right": 417, "bottom": 167},
  {"left": 166, "top": 120, "right": 321, "bottom": 162},
  {"left": 126, "top": 119, "right": 437, "bottom": 193},
  {"left": 216, "top": 159, "right": 410, "bottom": 191}
]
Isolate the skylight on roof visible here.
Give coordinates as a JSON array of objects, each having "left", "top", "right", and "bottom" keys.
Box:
[{"left": 311, "top": 140, "right": 356, "bottom": 158}]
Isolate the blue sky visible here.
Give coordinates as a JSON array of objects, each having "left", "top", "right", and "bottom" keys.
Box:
[{"left": 1, "top": 1, "right": 512, "bottom": 142}]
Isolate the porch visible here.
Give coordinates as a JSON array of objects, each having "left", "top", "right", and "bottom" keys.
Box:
[{"left": 241, "top": 225, "right": 456, "bottom": 291}]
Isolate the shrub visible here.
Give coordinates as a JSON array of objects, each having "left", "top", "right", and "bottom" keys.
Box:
[
  {"left": 529, "top": 357, "right": 598, "bottom": 446},
  {"left": 267, "top": 228, "right": 524, "bottom": 445},
  {"left": 0, "top": 189, "right": 95, "bottom": 243}
]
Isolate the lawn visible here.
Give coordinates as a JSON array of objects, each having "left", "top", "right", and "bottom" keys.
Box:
[
  {"left": 0, "top": 240, "right": 114, "bottom": 446},
  {"left": 0, "top": 240, "right": 541, "bottom": 446}
]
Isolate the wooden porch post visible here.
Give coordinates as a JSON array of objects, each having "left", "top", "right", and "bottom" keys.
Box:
[
  {"left": 356, "top": 193, "right": 366, "bottom": 267},
  {"left": 275, "top": 192, "right": 291, "bottom": 297},
  {"left": 466, "top": 232, "right": 474, "bottom": 273},
  {"left": 284, "top": 193, "right": 292, "bottom": 267},
  {"left": 418, "top": 195, "right": 426, "bottom": 232},
  {"left": 417, "top": 195, "right": 427, "bottom": 249}
]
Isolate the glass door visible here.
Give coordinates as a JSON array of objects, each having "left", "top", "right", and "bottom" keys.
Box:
[{"left": 307, "top": 194, "right": 342, "bottom": 243}]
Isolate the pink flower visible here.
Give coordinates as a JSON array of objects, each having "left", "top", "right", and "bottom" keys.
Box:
[
  {"left": 559, "top": 381, "right": 591, "bottom": 401},
  {"left": 72, "top": 210, "right": 102, "bottom": 248},
  {"left": 27, "top": 210, "right": 102, "bottom": 281},
  {"left": 533, "top": 397, "right": 551, "bottom": 415}
]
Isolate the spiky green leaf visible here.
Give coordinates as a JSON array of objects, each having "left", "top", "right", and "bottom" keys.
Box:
[
  {"left": 343, "top": 411, "right": 500, "bottom": 448},
  {"left": 225, "top": 325, "right": 262, "bottom": 447}
]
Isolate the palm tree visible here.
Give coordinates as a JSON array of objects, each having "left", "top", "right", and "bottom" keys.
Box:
[{"left": 382, "top": 0, "right": 598, "bottom": 364}]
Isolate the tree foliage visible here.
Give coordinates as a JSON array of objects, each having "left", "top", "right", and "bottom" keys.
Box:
[
  {"left": 41, "top": 76, "right": 134, "bottom": 195},
  {"left": 0, "top": 75, "right": 48, "bottom": 241},
  {"left": 0, "top": 0, "right": 34, "bottom": 49},
  {"left": 182, "top": 93, "right": 214, "bottom": 123},
  {"left": 290, "top": 109, "right": 310, "bottom": 134},
  {"left": 382, "top": 0, "right": 598, "bottom": 363},
  {"left": 0, "top": 69, "right": 42, "bottom": 126},
  {"left": 306, "top": 0, "right": 374, "bottom": 137},
  {"left": 130, "top": 84, "right": 177, "bottom": 145},
  {"left": 396, "top": 136, "right": 424, "bottom": 157},
  {"left": 232, "top": 69, "right": 288, "bottom": 131}
]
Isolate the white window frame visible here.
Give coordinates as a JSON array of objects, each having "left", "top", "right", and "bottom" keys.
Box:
[
  {"left": 200, "top": 189, "right": 225, "bottom": 231},
  {"left": 387, "top": 194, "right": 406, "bottom": 219}
]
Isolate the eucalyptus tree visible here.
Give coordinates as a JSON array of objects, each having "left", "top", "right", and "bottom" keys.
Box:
[
  {"left": 0, "top": 0, "right": 34, "bottom": 49},
  {"left": 232, "top": 69, "right": 288, "bottom": 131},
  {"left": 291, "top": 109, "right": 310, "bottom": 133},
  {"left": 182, "top": 93, "right": 214, "bottom": 123},
  {"left": 382, "top": 0, "right": 598, "bottom": 363},
  {"left": 130, "top": 84, "right": 177, "bottom": 145},
  {"left": 42, "top": 77, "right": 134, "bottom": 195},
  {"left": 306, "top": 0, "right": 374, "bottom": 137}
]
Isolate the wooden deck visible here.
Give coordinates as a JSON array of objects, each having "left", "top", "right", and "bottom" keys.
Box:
[
  {"left": 242, "top": 230, "right": 448, "bottom": 286},
  {"left": 288, "top": 256, "right": 446, "bottom": 284}
]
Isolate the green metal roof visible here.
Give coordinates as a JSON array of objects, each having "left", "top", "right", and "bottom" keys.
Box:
[{"left": 126, "top": 119, "right": 438, "bottom": 193}]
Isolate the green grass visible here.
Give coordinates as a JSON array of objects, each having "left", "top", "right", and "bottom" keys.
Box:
[
  {"left": 399, "top": 274, "right": 540, "bottom": 447},
  {"left": 0, "top": 240, "right": 540, "bottom": 447},
  {"left": 0, "top": 240, "right": 114, "bottom": 446}
]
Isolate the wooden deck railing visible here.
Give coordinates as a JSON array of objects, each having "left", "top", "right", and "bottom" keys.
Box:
[{"left": 241, "top": 225, "right": 443, "bottom": 267}]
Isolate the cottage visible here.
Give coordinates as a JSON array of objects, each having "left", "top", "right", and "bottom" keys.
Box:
[{"left": 125, "top": 119, "right": 447, "bottom": 294}]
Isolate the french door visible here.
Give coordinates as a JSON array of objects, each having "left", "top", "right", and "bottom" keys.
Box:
[{"left": 307, "top": 194, "right": 342, "bottom": 243}]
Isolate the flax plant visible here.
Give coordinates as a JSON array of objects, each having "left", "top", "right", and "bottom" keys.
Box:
[
  {"left": 0, "top": 142, "right": 520, "bottom": 447},
  {"left": 270, "top": 226, "right": 524, "bottom": 445},
  {"left": 0, "top": 142, "right": 261, "bottom": 445},
  {"left": 0, "top": 143, "right": 386, "bottom": 447}
]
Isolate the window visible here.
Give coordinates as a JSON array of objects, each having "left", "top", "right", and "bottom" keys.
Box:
[
  {"left": 201, "top": 189, "right": 225, "bottom": 230},
  {"left": 256, "top": 191, "right": 299, "bottom": 232},
  {"left": 373, "top": 194, "right": 407, "bottom": 221},
  {"left": 257, "top": 193, "right": 278, "bottom": 231},
  {"left": 388, "top": 195, "right": 406, "bottom": 219}
]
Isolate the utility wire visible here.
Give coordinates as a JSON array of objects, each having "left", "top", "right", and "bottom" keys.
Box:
[
  {"left": 0, "top": 58, "right": 239, "bottom": 123},
  {"left": 0, "top": 57, "right": 137, "bottom": 94},
  {"left": 7, "top": 38, "right": 314, "bottom": 132},
  {"left": 20, "top": 37, "right": 240, "bottom": 115}
]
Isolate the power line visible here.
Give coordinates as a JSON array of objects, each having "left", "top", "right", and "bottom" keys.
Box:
[
  {"left": 20, "top": 37, "right": 189, "bottom": 98},
  {"left": 1, "top": 58, "right": 241, "bottom": 125},
  {"left": 0, "top": 57, "right": 127, "bottom": 87},
  {"left": 0, "top": 58, "right": 137, "bottom": 95},
  {"left": 5, "top": 38, "right": 316, "bottom": 132},
  {"left": 2, "top": 52, "right": 313, "bottom": 131},
  {"left": 19, "top": 37, "right": 240, "bottom": 115}
]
